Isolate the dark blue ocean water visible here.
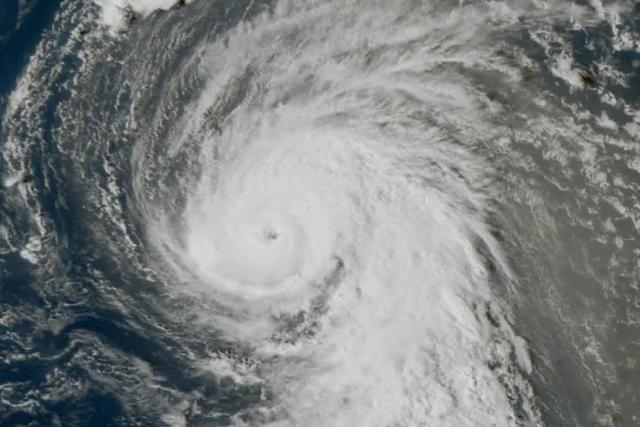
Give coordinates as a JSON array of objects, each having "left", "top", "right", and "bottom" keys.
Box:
[
  {"left": 0, "top": 1, "right": 639, "bottom": 426},
  {"left": 0, "top": 2, "right": 269, "bottom": 425},
  {"left": 0, "top": 0, "right": 62, "bottom": 107}
]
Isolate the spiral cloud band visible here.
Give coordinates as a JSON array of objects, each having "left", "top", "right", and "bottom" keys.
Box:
[
  {"left": 0, "top": 0, "right": 635, "bottom": 423},
  {"left": 121, "top": 2, "right": 549, "bottom": 425}
]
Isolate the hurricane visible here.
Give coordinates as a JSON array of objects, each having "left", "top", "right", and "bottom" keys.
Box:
[{"left": 1, "top": 0, "right": 639, "bottom": 426}]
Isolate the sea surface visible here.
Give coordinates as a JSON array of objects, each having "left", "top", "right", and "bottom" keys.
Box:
[{"left": 0, "top": 1, "right": 639, "bottom": 426}]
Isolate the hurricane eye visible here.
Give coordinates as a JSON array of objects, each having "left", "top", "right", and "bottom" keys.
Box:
[{"left": 263, "top": 228, "right": 279, "bottom": 241}]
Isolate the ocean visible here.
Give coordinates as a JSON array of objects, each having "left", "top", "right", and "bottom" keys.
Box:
[{"left": 0, "top": 1, "right": 639, "bottom": 426}]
